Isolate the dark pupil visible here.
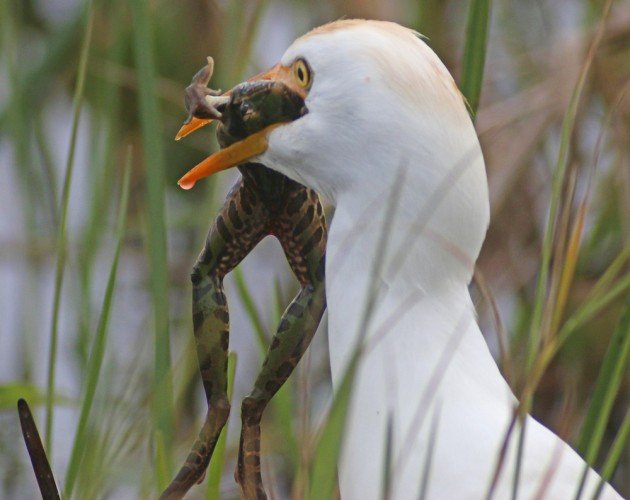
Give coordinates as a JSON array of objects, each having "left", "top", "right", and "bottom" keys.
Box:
[{"left": 297, "top": 66, "right": 305, "bottom": 82}]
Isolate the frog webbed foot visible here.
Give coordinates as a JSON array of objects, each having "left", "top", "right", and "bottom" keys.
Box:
[{"left": 184, "top": 56, "right": 230, "bottom": 122}]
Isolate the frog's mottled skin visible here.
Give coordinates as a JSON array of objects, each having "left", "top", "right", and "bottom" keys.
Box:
[{"left": 161, "top": 63, "right": 327, "bottom": 500}]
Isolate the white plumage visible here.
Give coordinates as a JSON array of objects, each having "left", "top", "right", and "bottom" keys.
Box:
[{"left": 189, "top": 19, "right": 622, "bottom": 499}]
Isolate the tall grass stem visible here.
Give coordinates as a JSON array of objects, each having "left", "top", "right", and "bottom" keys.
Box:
[
  {"left": 130, "top": 0, "right": 174, "bottom": 473},
  {"left": 44, "top": 0, "right": 95, "bottom": 454},
  {"left": 63, "top": 150, "right": 133, "bottom": 498}
]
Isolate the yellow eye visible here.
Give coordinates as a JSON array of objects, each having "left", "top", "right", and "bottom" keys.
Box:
[{"left": 293, "top": 58, "right": 311, "bottom": 88}]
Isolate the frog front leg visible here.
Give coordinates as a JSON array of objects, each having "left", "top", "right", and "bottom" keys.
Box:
[
  {"left": 236, "top": 186, "right": 327, "bottom": 499},
  {"left": 161, "top": 177, "right": 268, "bottom": 500}
]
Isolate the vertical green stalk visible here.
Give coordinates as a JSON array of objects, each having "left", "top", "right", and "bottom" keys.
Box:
[
  {"left": 461, "top": 0, "right": 492, "bottom": 117},
  {"left": 77, "top": 0, "right": 124, "bottom": 370},
  {"left": 44, "top": 0, "right": 95, "bottom": 453},
  {"left": 218, "top": 0, "right": 245, "bottom": 87},
  {"left": 591, "top": 409, "right": 630, "bottom": 500},
  {"left": 415, "top": 0, "right": 439, "bottom": 34},
  {"left": 233, "top": 268, "right": 269, "bottom": 351},
  {"left": 2, "top": 0, "right": 38, "bottom": 385},
  {"left": 231, "top": 0, "right": 271, "bottom": 80},
  {"left": 272, "top": 283, "right": 299, "bottom": 470},
  {"left": 33, "top": 116, "right": 60, "bottom": 227},
  {"left": 130, "top": 0, "right": 174, "bottom": 475},
  {"left": 525, "top": 0, "right": 612, "bottom": 371},
  {"left": 577, "top": 298, "right": 630, "bottom": 455},
  {"left": 206, "top": 352, "right": 237, "bottom": 500},
  {"left": 381, "top": 414, "right": 394, "bottom": 500},
  {"left": 513, "top": 4, "right": 613, "bottom": 497},
  {"left": 0, "top": 8, "right": 84, "bottom": 132},
  {"left": 573, "top": 298, "right": 629, "bottom": 498},
  {"left": 414, "top": 0, "right": 449, "bottom": 58},
  {"left": 63, "top": 150, "right": 133, "bottom": 499},
  {"left": 308, "top": 349, "right": 360, "bottom": 500}
]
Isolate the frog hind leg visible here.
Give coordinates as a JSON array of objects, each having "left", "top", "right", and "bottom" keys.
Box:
[
  {"left": 161, "top": 177, "right": 268, "bottom": 499},
  {"left": 236, "top": 186, "right": 327, "bottom": 499}
]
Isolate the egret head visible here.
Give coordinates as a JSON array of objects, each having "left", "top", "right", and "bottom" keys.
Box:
[
  {"left": 180, "top": 21, "right": 477, "bottom": 192},
  {"left": 178, "top": 20, "right": 489, "bottom": 275}
]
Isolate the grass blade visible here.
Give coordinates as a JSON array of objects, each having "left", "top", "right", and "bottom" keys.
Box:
[
  {"left": 557, "top": 272, "right": 630, "bottom": 347},
  {"left": 63, "top": 150, "right": 133, "bottom": 498},
  {"left": 585, "top": 246, "right": 630, "bottom": 304},
  {"left": 549, "top": 198, "right": 587, "bottom": 337},
  {"left": 44, "top": 0, "right": 95, "bottom": 453},
  {"left": 308, "top": 349, "right": 360, "bottom": 500},
  {"left": 573, "top": 296, "right": 629, "bottom": 498},
  {"left": 591, "top": 409, "right": 630, "bottom": 500},
  {"left": 514, "top": 3, "right": 614, "bottom": 495},
  {"left": 206, "top": 352, "right": 238, "bottom": 500},
  {"left": 517, "top": 269, "right": 630, "bottom": 408},
  {"left": 233, "top": 267, "right": 269, "bottom": 351},
  {"left": 231, "top": 0, "right": 271, "bottom": 81},
  {"left": 130, "top": 0, "right": 174, "bottom": 473},
  {"left": 525, "top": 0, "right": 612, "bottom": 371},
  {"left": 418, "top": 402, "right": 441, "bottom": 500},
  {"left": 271, "top": 281, "right": 299, "bottom": 470},
  {"left": 0, "top": 7, "right": 84, "bottom": 132},
  {"left": 76, "top": 1, "right": 125, "bottom": 370},
  {"left": 0, "top": 384, "right": 69, "bottom": 410},
  {"left": 155, "top": 430, "right": 171, "bottom": 492},
  {"left": 17, "top": 399, "right": 60, "bottom": 499},
  {"left": 381, "top": 414, "right": 394, "bottom": 500},
  {"left": 460, "top": 0, "right": 492, "bottom": 116},
  {"left": 577, "top": 296, "right": 630, "bottom": 455}
]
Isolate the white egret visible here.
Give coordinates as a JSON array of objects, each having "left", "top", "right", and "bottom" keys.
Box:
[{"left": 178, "top": 19, "right": 621, "bottom": 499}]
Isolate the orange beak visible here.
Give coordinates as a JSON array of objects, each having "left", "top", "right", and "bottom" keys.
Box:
[
  {"left": 175, "top": 63, "right": 307, "bottom": 190},
  {"left": 178, "top": 124, "right": 281, "bottom": 190},
  {"left": 175, "top": 116, "right": 213, "bottom": 141}
]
